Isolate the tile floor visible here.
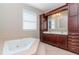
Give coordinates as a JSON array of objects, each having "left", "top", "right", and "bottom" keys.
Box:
[{"left": 36, "top": 42, "right": 76, "bottom": 55}]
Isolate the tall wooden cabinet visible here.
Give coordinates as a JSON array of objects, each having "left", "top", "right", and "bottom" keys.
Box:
[
  {"left": 40, "top": 14, "right": 48, "bottom": 41},
  {"left": 68, "top": 3, "right": 79, "bottom": 54}
]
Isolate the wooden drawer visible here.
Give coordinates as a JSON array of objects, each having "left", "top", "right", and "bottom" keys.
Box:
[
  {"left": 68, "top": 38, "right": 79, "bottom": 42},
  {"left": 68, "top": 33, "right": 79, "bottom": 36},
  {"left": 68, "top": 41, "right": 79, "bottom": 46},
  {"left": 68, "top": 36, "right": 79, "bottom": 39}
]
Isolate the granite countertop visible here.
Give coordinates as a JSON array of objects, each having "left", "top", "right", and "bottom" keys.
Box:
[{"left": 43, "top": 31, "right": 68, "bottom": 35}]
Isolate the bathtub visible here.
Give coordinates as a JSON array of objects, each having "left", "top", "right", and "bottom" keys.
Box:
[{"left": 2, "top": 38, "right": 39, "bottom": 55}]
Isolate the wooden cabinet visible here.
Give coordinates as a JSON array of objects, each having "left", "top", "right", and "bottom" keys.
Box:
[
  {"left": 57, "top": 35, "right": 67, "bottom": 49},
  {"left": 42, "top": 34, "right": 56, "bottom": 45},
  {"left": 40, "top": 3, "right": 79, "bottom": 54},
  {"left": 40, "top": 14, "right": 48, "bottom": 41},
  {"left": 68, "top": 35, "right": 79, "bottom": 54},
  {"left": 42, "top": 34, "right": 67, "bottom": 49},
  {"left": 40, "top": 14, "right": 48, "bottom": 31},
  {"left": 69, "top": 3, "right": 77, "bottom": 16},
  {"left": 68, "top": 16, "right": 77, "bottom": 33},
  {"left": 49, "top": 34, "right": 57, "bottom": 45},
  {"left": 68, "top": 33, "right": 79, "bottom": 54},
  {"left": 68, "top": 3, "right": 79, "bottom": 54},
  {"left": 77, "top": 15, "right": 79, "bottom": 32}
]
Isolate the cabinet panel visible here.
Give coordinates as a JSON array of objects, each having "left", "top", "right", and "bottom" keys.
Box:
[
  {"left": 42, "top": 34, "right": 67, "bottom": 49},
  {"left": 69, "top": 3, "right": 78, "bottom": 16},
  {"left": 68, "top": 3, "right": 79, "bottom": 54},
  {"left": 77, "top": 15, "right": 79, "bottom": 32},
  {"left": 40, "top": 14, "right": 48, "bottom": 31},
  {"left": 77, "top": 4, "right": 79, "bottom": 14},
  {"left": 42, "top": 34, "right": 49, "bottom": 42},
  {"left": 68, "top": 16, "right": 77, "bottom": 33}
]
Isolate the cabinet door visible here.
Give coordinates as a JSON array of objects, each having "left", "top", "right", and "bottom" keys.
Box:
[
  {"left": 69, "top": 3, "right": 78, "bottom": 16},
  {"left": 68, "top": 16, "right": 77, "bottom": 33},
  {"left": 42, "top": 34, "right": 48, "bottom": 42},
  {"left": 57, "top": 35, "right": 67, "bottom": 49},
  {"left": 49, "top": 34, "right": 57, "bottom": 45}
]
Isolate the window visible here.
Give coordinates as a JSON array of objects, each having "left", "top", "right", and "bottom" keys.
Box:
[{"left": 23, "top": 9, "right": 37, "bottom": 30}]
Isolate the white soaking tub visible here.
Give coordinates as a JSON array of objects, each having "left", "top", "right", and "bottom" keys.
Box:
[{"left": 3, "top": 38, "right": 39, "bottom": 55}]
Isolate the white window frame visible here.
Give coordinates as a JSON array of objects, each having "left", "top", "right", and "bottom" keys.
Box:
[{"left": 23, "top": 9, "right": 37, "bottom": 31}]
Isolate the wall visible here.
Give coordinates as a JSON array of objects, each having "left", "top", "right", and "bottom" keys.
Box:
[{"left": 0, "top": 3, "right": 42, "bottom": 41}]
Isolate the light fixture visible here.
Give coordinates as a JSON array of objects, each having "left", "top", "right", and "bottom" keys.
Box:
[
  {"left": 52, "top": 13, "right": 61, "bottom": 17},
  {"left": 56, "top": 13, "right": 61, "bottom": 16}
]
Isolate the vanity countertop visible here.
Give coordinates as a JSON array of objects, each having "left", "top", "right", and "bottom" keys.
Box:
[{"left": 43, "top": 31, "right": 68, "bottom": 35}]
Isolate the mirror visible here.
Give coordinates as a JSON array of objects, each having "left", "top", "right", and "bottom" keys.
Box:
[{"left": 48, "top": 10, "right": 68, "bottom": 32}]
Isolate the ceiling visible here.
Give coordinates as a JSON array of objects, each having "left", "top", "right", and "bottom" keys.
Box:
[{"left": 27, "top": 3, "right": 66, "bottom": 12}]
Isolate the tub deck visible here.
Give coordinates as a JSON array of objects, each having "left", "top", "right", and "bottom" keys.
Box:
[{"left": 2, "top": 38, "right": 39, "bottom": 55}]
